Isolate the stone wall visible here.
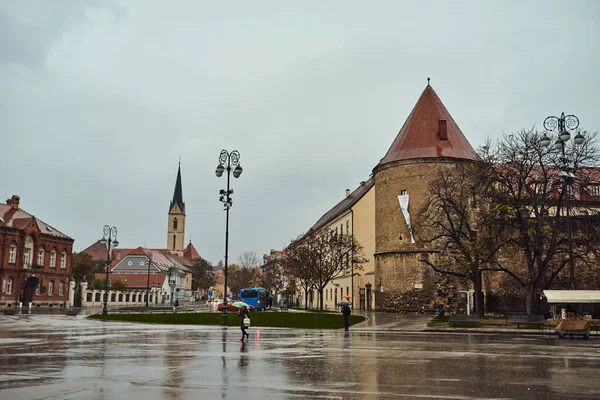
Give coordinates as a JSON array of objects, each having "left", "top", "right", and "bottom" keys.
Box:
[{"left": 373, "top": 158, "right": 476, "bottom": 313}]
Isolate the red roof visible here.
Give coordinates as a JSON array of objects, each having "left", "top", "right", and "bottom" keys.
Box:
[
  {"left": 183, "top": 241, "right": 200, "bottom": 259},
  {"left": 0, "top": 202, "right": 72, "bottom": 240},
  {"left": 82, "top": 240, "right": 112, "bottom": 261},
  {"left": 377, "top": 84, "right": 479, "bottom": 166},
  {"left": 94, "top": 273, "right": 166, "bottom": 289}
]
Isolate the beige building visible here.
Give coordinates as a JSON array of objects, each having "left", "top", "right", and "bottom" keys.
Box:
[{"left": 303, "top": 177, "right": 376, "bottom": 311}]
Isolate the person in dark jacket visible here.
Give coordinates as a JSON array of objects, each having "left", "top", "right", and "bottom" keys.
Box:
[
  {"left": 341, "top": 304, "right": 351, "bottom": 331},
  {"left": 239, "top": 306, "right": 250, "bottom": 341}
]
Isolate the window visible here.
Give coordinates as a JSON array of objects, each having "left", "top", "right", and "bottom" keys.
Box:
[
  {"left": 346, "top": 287, "right": 349, "bottom": 295},
  {"left": 50, "top": 251, "right": 56, "bottom": 268},
  {"left": 340, "top": 223, "right": 343, "bottom": 234},
  {"left": 38, "top": 249, "right": 44, "bottom": 266},
  {"left": 8, "top": 246, "right": 16, "bottom": 264},
  {"left": 172, "top": 235, "right": 176, "bottom": 249},
  {"left": 6, "top": 278, "right": 13, "bottom": 295},
  {"left": 346, "top": 220, "right": 350, "bottom": 235},
  {"left": 401, "top": 190, "right": 407, "bottom": 195},
  {"left": 59, "top": 281, "right": 64, "bottom": 296},
  {"left": 35, "top": 282, "right": 41, "bottom": 295},
  {"left": 326, "top": 290, "right": 328, "bottom": 301},
  {"left": 24, "top": 248, "right": 31, "bottom": 268},
  {"left": 60, "top": 252, "right": 67, "bottom": 269},
  {"left": 173, "top": 218, "right": 178, "bottom": 230},
  {"left": 48, "top": 281, "right": 54, "bottom": 296},
  {"left": 591, "top": 185, "right": 600, "bottom": 197}
]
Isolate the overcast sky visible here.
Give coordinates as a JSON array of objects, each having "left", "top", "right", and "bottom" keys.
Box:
[{"left": 2, "top": 0, "right": 599, "bottom": 265}]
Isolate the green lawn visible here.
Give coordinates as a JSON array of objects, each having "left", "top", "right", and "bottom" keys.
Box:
[{"left": 88, "top": 311, "right": 365, "bottom": 329}]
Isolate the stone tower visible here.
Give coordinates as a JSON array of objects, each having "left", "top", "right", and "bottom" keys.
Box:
[
  {"left": 167, "top": 162, "right": 185, "bottom": 256},
  {"left": 372, "top": 81, "right": 479, "bottom": 312}
]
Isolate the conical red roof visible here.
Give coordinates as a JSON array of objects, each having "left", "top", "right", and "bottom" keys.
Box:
[
  {"left": 183, "top": 241, "right": 200, "bottom": 260},
  {"left": 377, "top": 84, "right": 478, "bottom": 166}
]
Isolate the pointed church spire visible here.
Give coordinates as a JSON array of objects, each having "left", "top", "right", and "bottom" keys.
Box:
[
  {"left": 169, "top": 161, "right": 185, "bottom": 214},
  {"left": 376, "top": 82, "right": 478, "bottom": 167}
]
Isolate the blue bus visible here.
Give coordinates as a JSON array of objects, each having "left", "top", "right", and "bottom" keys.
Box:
[{"left": 240, "top": 287, "right": 268, "bottom": 311}]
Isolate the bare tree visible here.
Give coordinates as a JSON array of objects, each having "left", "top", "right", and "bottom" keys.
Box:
[
  {"left": 481, "top": 129, "right": 600, "bottom": 313},
  {"left": 283, "top": 230, "right": 367, "bottom": 310},
  {"left": 238, "top": 251, "right": 260, "bottom": 269},
  {"left": 415, "top": 162, "right": 512, "bottom": 317}
]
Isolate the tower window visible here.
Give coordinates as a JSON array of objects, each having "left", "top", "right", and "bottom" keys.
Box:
[
  {"left": 173, "top": 218, "right": 178, "bottom": 230},
  {"left": 173, "top": 235, "right": 176, "bottom": 249}
]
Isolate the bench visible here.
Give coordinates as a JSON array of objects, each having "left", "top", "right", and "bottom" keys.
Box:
[
  {"left": 507, "top": 313, "right": 545, "bottom": 329},
  {"left": 65, "top": 310, "right": 79, "bottom": 316},
  {"left": 448, "top": 315, "right": 480, "bottom": 327}
]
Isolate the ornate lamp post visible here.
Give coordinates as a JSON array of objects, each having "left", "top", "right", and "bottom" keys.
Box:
[
  {"left": 540, "top": 112, "right": 586, "bottom": 290},
  {"left": 215, "top": 149, "right": 243, "bottom": 324},
  {"left": 100, "top": 225, "right": 118, "bottom": 315},
  {"left": 145, "top": 251, "right": 153, "bottom": 307}
]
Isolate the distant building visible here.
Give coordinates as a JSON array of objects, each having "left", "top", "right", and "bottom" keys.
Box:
[
  {"left": 0, "top": 195, "right": 74, "bottom": 308},
  {"left": 81, "top": 163, "right": 202, "bottom": 307}
]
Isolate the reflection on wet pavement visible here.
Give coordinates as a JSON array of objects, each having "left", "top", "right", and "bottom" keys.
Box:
[{"left": 1, "top": 315, "right": 599, "bottom": 399}]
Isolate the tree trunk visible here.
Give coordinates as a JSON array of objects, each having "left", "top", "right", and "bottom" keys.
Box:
[
  {"left": 304, "top": 288, "right": 308, "bottom": 310},
  {"left": 319, "top": 288, "right": 324, "bottom": 311},
  {"left": 472, "top": 271, "right": 485, "bottom": 317},
  {"left": 525, "top": 285, "right": 540, "bottom": 314}
]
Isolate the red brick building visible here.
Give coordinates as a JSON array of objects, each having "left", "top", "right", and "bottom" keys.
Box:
[{"left": 0, "top": 195, "right": 74, "bottom": 308}]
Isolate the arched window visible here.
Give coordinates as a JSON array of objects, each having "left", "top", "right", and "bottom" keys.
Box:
[
  {"left": 8, "top": 245, "right": 16, "bottom": 264},
  {"left": 60, "top": 252, "right": 67, "bottom": 269},
  {"left": 59, "top": 281, "right": 64, "bottom": 296},
  {"left": 6, "top": 278, "right": 13, "bottom": 295},
  {"left": 37, "top": 248, "right": 45, "bottom": 266},
  {"left": 173, "top": 218, "right": 178, "bottom": 230},
  {"left": 50, "top": 249, "right": 57, "bottom": 268},
  {"left": 48, "top": 280, "right": 54, "bottom": 296},
  {"left": 172, "top": 235, "right": 176, "bottom": 249}
]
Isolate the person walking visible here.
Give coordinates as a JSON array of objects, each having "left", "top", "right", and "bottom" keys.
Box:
[
  {"left": 341, "top": 303, "right": 351, "bottom": 331},
  {"left": 239, "top": 306, "right": 250, "bottom": 341}
]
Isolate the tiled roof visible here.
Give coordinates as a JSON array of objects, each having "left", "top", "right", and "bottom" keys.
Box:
[
  {"left": 183, "top": 241, "right": 200, "bottom": 259},
  {"left": 0, "top": 203, "right": 72, "bottom": 240},
  {"left": 310, "top": 177, "right": 375, "bottom": 232},
  {"left": 94, "top": 272, "right": 166, "bottom": 289},
  {"left": 377, "top": 84, "right": 479, "bottom": 166},
  {"left": 110, "top": 247, "right": 193, "bottom": 274},
  {"left": 82, "top": 240, "right": 112, "bottom": 261}
]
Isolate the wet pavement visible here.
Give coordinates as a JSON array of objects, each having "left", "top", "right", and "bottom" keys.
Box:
[{"left": 1, "top": 314, "right": 599, "bottom": 399}]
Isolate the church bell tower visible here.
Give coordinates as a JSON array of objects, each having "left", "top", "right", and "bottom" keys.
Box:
[{"left": 167, "top": 162, "right": 185, "bottom": 256}]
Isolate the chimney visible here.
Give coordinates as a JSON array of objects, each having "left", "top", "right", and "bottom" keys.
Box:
[
  {"left": 345, "top": 189, "right": 351, "bottom": 198},
  {"left": 439, "top": 119, "right": 448, "bottom": 141},
  {"left": 6, "top": 195, "right": 20, "bottom": 210}
]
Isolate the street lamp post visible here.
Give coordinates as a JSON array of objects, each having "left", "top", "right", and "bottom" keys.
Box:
[
  {"left": 215, "top": 149, "right": 243, "bottom": 324},
  {"left": 145, "top": 251, "right": 152, "bottom": 308},
  {"left": 100, "top": 225, "right": 118, "bottom": 315},
  {"left": 541, "top": 112, "right": 586, "bottom": 290}
]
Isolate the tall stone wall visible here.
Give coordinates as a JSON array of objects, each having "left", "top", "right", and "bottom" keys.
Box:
[{"left": 373, "top": 158, "right": 474, "bottom": 313}]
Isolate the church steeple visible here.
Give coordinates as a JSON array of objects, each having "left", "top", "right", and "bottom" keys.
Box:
[
  {"left": 167, "top": 161, "right": 185, "bottom": 256},
  {"left": 169, "top": 160, "right": 185, "bottom": 214}
]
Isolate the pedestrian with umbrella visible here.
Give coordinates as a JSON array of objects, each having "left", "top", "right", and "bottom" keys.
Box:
[
  {"left": 234, "top": 302, "right": 251, "bottom": 341},
  {"left": 338, "top": 295, "right": 352, "bottom": 331}
]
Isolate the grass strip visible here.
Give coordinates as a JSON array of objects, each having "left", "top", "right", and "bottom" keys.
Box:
[{"left": 88, "top": 311, "right": 365, "bottom": 329}]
